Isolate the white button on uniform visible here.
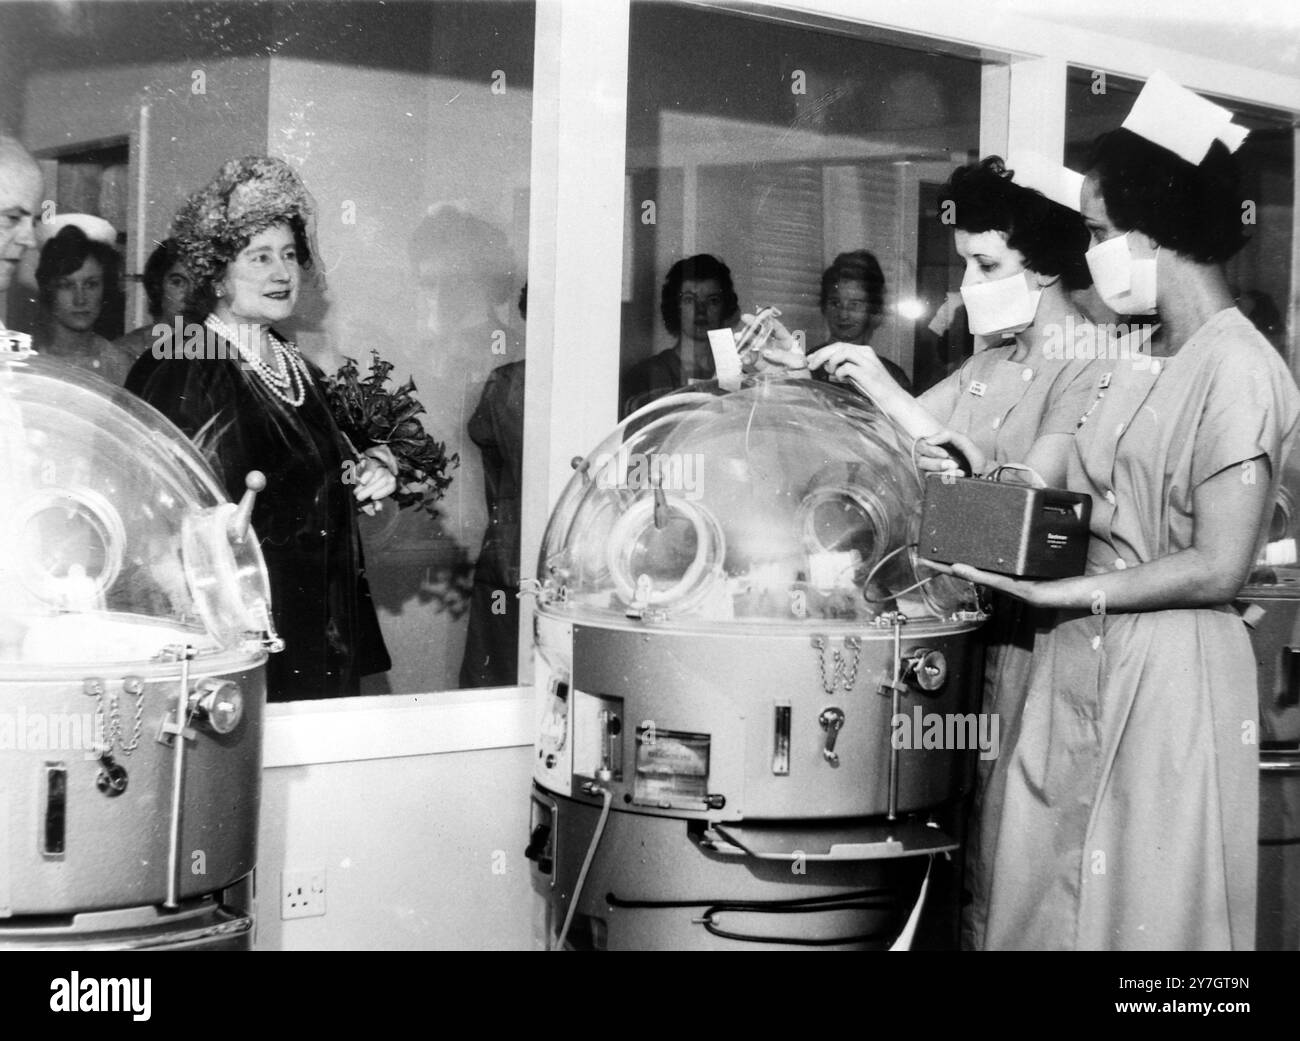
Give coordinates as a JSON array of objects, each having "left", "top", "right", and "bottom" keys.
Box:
[
  {"left": 1114, "top": 558, "right": 1127, "bottom": 570},
  {"left": 1091, "top": 635, "right": 1102, "bottom": 650},
  {"left": 1115, "top": 423, "right": 1125, "bottom": 436},
  {"left": 1021, "top": 369, "right": 1033, "bottom": 381},
  {"left": 991, "top": 417, "right": 1001, "bottom": 429},
  {"left": 1104, "top": 490, "right": 1116, "bottom": 505},
  {"left": 1151, "top": 360, "right": 1162, "bottom": 376}
]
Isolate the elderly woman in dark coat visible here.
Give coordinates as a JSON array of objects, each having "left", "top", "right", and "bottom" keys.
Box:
[{"left": 127, "top": 155, "right": 395, "bottom": 701}]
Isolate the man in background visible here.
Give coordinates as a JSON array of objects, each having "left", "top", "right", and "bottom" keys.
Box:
[{"left": 0, "top": 135, "right": 42, "bottom": 325}]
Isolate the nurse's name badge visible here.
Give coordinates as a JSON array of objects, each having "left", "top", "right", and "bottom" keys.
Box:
[{"left": 969, "top": 381, "right": 987, "bottom": 397}]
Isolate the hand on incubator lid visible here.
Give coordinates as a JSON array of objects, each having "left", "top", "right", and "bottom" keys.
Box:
[{"left": 735, "top": 307, "right": 809, "bottom": 375}]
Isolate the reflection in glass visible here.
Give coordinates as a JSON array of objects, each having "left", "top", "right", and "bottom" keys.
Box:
[{"left": 622, "top": 4, "right": 986, "bottom": 407}]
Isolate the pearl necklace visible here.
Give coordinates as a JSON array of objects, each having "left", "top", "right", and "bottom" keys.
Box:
[{"left": 205, "top": 314, "right": 309, "bottom": 408}]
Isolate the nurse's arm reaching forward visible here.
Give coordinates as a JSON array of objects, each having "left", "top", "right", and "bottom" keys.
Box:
[
  {"left": 807, "top": 341, "right": 986, "bottom": 475},
  {"left": 939, "top": 456, "right": 1272, "bottom": 611}
]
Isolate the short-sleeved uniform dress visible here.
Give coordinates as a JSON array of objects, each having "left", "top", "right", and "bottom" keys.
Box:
[
  {"left": 921, "top": 341, "right": 1099, "bottom": 465},
  {"left": 976, "top": 309, "right": 1300, "bottom": 950},
  {"left": 920, "top": 340, "right": 1099, "bottom": 948}
]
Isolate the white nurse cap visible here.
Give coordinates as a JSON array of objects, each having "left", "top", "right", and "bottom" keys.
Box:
[
  {"left": 36, "top": 212, "right": 119, "bottom": 246},
  {"left": 1121, "top": 71, "right": 1250, "bottom": 165},
  {"left": 1007, "top": 152, "right": 1085, "bottom": 213}
]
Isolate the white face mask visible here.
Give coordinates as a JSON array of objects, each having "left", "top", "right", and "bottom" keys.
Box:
[
  {"left": 1085, "top": 232, "right": 1158, "bottom": 316},
  {"left": 959, "top": 270, "right": 1043, "bottom": 337}
]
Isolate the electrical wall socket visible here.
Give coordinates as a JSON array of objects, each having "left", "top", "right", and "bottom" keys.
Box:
[{"left": 281, "top": 869, "right": 326, "bottom": 920}]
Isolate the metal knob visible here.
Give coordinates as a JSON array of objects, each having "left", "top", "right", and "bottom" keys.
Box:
[
  {"left": 96, "top": 753, "right": 128, "bottom": 797},
  {"left": 189, "top": 679, "right": 244, "bottom": 735},
  {"left": 905, "top": 648, "right": 948, "bottom": 692},
  {"left": 819, "top": 706, "right": 845, "bottom": 765}
]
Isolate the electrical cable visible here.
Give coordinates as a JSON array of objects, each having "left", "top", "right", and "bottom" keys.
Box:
[
  {"left": 552, "top": 785, "right": 612, "bottom": 951},
  {"left": 860, "top": 541, "right": 909, "bottom": 591},
  {"left": 859, "top": 539, "right": 949, "bottom": 604},
  {"left": 606, "top": 881, "right": 920, "bottom": 947},
  {"left": 701, "top": 906, "right": 896, "bottom": 946},
  {"left": 606, "top": 884, "right": 896, "bottom": 908},
  {"left": 877, "top": 566, "right": 945, "bottom": 604}
]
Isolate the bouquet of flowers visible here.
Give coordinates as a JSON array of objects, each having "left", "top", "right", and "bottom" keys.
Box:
[{"left": 325, "top": 351, "right": 459, "bottom": 515}]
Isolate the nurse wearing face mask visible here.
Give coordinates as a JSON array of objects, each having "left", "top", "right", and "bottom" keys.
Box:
[
  {"left": 808, "top": 156, "right": 1101, "bottom": 949},
  {"left": 951, "top": 75, "right": 1300, "bottom": 950},
  {"left": 808, "top": 156, "right": 1098, "bottom": 481}
]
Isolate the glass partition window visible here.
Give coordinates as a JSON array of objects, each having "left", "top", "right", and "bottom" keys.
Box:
[
  {"left": 2, "top": 0, "right": 536, "bottom": 697},
  {"left": 621, "top": 2, "right": 987, "bottom": 408},
  {"left": 1066, "top": 67, "right": 1296, "bottom": 361}
]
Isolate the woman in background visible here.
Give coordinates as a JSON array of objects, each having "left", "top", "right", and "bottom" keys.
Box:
[
  {"left": 812, "top": 249, "right": 911, "bottom": 392},
  {"left": 115, "top": 237, "right": 197, "bottom": 364},
  {"left": 621, "top": 253, "right": 740, "bottom": 418},
  {"left": 35, "top": 224, "right": 133, "bottom": 384}
]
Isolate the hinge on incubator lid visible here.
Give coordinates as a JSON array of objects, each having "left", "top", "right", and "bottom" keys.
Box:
[{"left": 248, "top": 599, "right": 284, "bottom": 652}]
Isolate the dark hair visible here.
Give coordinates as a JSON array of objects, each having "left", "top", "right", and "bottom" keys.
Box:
[
  {"left": 35, "top": 225, "right": 122, "bottom": 311},
  {"left": 660, "top": 254, "right": 739, "bottom": 336},
  {"left": 195, "top": 215, "right": 313, "bottom": 313},
  {"left": 820, "top": 250, "right": 885, "bottom": 316},
  {"left": 142, "top": 238, "right": 187, "bottom": 318},
  {"left": 940, "top": 156, "right": 1092, "bottom": 291},
  {"left": 1087, "top": 127, "right": 1249, "bottom": 264}
]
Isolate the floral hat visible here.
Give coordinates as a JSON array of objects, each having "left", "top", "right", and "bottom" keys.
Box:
[{"left": 171, "top": 155, "right": 317, "bottom": 294}]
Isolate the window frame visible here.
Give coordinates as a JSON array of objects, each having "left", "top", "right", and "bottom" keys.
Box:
[{"left": 522, "top": 7, "right": 1300, "bottom": 688}]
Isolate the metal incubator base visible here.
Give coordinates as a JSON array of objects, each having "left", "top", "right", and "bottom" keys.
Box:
[
  {"left": 530, "top": 787, "right": 964, "bottom": 951},
  {"left": 0, "top": 878, "right": 255, "bottom": 951}
]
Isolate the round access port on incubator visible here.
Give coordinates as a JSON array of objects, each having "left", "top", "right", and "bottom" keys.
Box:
[
  {"left": 607, "top": 495, "right": 724, "bottom": 614},
  {"left": 11, "top": 486, "right": 126, "bottom": 610},
  {"left": 797, "top": 465, "right": 896, "bottom": 592}
]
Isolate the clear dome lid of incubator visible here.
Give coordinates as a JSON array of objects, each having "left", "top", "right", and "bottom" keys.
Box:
[
  {"left": 537, "top": 375, "right": 982, "bottom": 628},
  {"left": 0, "top": 350, "right": 276, "bottom": 668},
  {"left": 1245, "top": 450, "right": 1300, "bottom": 595}
]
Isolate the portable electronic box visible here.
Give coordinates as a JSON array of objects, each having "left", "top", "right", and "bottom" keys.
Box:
[{"left": 920, "top": 472, "right": 1092, "bottom": 579}]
